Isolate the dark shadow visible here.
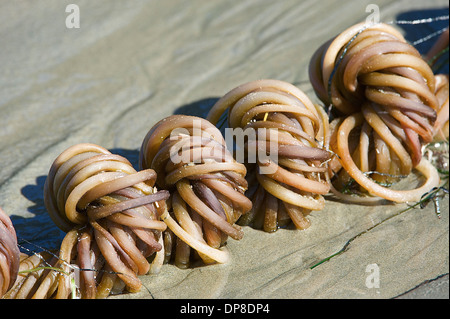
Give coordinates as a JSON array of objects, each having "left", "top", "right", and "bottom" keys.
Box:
[
  {"left": 396, "top": 8, "right": 449, "bottom": 74},
  {"left": 173, "top": 97, "right": 220, "bottom": 119},
  {"left": 109, "top": 147, "right": 140, "bottom": 171},
  {"left": 15, "top": 175, "right": 65, "bottom": 253},
  {"left": 173, "top": 97, "right": 229, "bottom": 140}
]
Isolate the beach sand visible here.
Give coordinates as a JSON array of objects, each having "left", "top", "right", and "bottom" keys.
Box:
[{"left": 0, "top": 0, "right": 448, "bottom": 299}]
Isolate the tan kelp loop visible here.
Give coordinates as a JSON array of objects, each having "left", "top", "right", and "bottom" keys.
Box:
[
  {"left": 207, "top": 79, "right": 331, "bottom": 232},
  {"left": 0, "top": 207, "right": 20, "bottom": 298},
  {"left": 140, "top": 115, "right": 251, "bottom": 268},
  {"left": 309, "top": 22, "right": 442, "bottom": 203},
  {"left": 432, "top": 73, "right": 449, "bottom": 142},
  {"left": 428, "top": 27, "right": 449, "bottom": 142},
  {"left": 37, "top": 143, "right": 169, "bottom": 298}
]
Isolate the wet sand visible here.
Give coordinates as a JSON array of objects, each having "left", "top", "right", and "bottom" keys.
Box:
[{"left": 0, "top": 0, "right": 448, "bottom": 299}]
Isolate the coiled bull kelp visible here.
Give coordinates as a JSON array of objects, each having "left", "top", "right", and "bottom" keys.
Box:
[
  {"left": 0, "top": 207, "right": 20, "bottom": 298},
  {"left": 39, "top": 143, "right": 169, "bottom": 297},
  {"left": 140, "top": 115, "right": 251, "bottom": 268},
  {"left": 207, "top": 79, "right": 331, "bottom": 232},
  {"left": 309, "top": 22, "right": 441, "bottom": 203}
]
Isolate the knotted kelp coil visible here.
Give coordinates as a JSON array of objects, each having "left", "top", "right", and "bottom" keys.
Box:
[
  {"left": 0, "top": 207, "right": 20, "bottom": 298},
  {"left": 427, "top": 28, "right": 449, "bottom": 142},
  {"left": 432, "top": 73, "right": 449, "bottom": 142},
  {"left": 41, "top": 143, "right": 169, "bottom": 297},
  {"left": 140, "top": 115, "right": 252, "bottom": 268},
  {"left": 207, "top": 79, "right": 331, "bottom": 232},
  {"left": 6, "top": 228, "right": 157, "bottom": 299},
  {"left": 309, "top": 22, "right": 441, "bottom": 203}
]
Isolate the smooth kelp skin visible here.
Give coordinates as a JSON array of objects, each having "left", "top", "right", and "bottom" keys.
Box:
[
  {"left": 207, "top": 79, "right": 331, "bottom": 232},
  {"left": 140, "top": 115, "right": 251, "bottom": 268},
  {"left": 309, "top": 22, "right": 446, "bottom": 203}
]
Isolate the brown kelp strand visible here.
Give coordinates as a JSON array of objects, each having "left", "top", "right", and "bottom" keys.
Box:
[
  {"left": 207, "top": 79, "right": 331, "bottom": 232},
  {"left": 309, "top": 22, "right": 441, "bottom": 203},
  {"left": 432, "top": 74, "right": 449, "bottom": 142},
  {"left": 3, "top": 252, "right": 59, "bottom": 299},
  {"left": 426, "top": 28, "right": 449, "bottom": 73},
  {"left": 0, "top": 207, "right": 20, "bottom": 298},
  {"left": 428, "top": 28, "right": 449, "bottom": 142},
  {"left": 140, "top": 115, "right": 251, "bottom": 268},
  {"left": 39, "top": 143, "right": 169, "bottom": 297},
  {"left": 5, "top": 229, "right": 144, "bottom": 299}
]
